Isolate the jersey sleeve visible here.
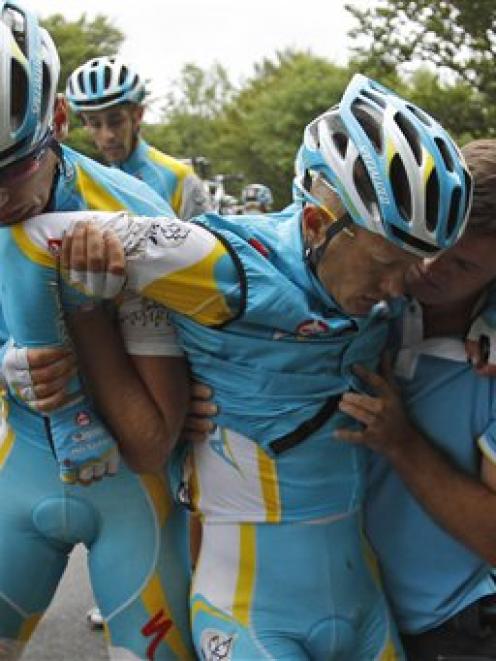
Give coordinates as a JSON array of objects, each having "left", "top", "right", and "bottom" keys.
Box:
[
  {"left": 118, "top": 293, "right": 183, "bottom": 357},
  {"left": 19, "top": 211, "right": 243, "bottom": 328}
]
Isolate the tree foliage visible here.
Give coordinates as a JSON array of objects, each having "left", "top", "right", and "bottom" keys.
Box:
[
  {"left": 346, "top": 0, "right": 496, "bottom": 133},
  {"left": 40, "top": 14, "right": 124, "bottom": 92}
]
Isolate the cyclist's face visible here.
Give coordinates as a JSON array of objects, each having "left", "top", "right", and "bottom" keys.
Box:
[
  {"left": 82, "top": 105, "right": 142, "bottom": 164},
  {"left": 304, "top": 206, "right": 419, "bottom": 315},
  {"left": 0, "top": 149, "right": 57, "bottom": 226},
  {"left": 406, "top": 229, "right": 496, "bottom": 307}
]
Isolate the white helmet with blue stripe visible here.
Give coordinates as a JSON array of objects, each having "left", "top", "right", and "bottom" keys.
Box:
[
  {"left": 66, "top": 56, "right": 147, "bottom": 113},
  {"left": 295, "top": 74, "right": 473, "bottom": 258},
  {"left": 0, "top": 1, "right": 60, "bottom": 169}
]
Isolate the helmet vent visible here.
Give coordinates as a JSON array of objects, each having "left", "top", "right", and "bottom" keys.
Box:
[
  {"left": 10, "top": 59, "right": 27, "bottom": 131},
  {"left": 353, "top": 156, "right": 379, "bottom": 214},
  {"left": 360, "top": 89, "right": 386, "bottom": 109},
  {"left": 390, "top": 224, "right": 440, "bottom": 255},
  {"left": 104, "top": 65, "right": 112, "bottom": 88},
  {"left": 390, "top": 154, "right": 412, "bottom": 221},
  {"left": 425, "top": 169, "right": 440, "bottom": 232},
  {"left": 447, "top": 187, "right": 461, "bottom": 238},
  {"left": 394, "top": 112, "right": 421, "bottom": 166},
  {"left": 77, "top": 70, "right": 85, "bottom": 93},
  {"left": 89, "top": 70, "right": 98, "bottom": 95},
  {"left": 406, "top": 104, "right": 432, "bottom": 127},
  {"left": 332, "top": 132, "right": 348, "bottom": 159},
  {"left": 434, "top": 137, "right": 454, "bottom": 172},
  {"left": 351, "top": 100, "right": 383, "bottom": 153},
  {"left": 40, "top": 62, "right": 50, "bottom": 124},
  {"left": 119, "top": 66, "right": 128, "bottom": 86},
  {"left": 462, "top": 169, "right": 472, "bottom": 220}
]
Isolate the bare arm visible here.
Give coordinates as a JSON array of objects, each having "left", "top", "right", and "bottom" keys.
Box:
[
  {"left": 336, "top": 362, "right": 496, "bottom": 565},
  {"left": 68, "top": 307, "right": 189, "bottom": 474}
]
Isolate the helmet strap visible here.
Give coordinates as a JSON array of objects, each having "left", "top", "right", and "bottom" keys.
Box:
[{"left": 305, "top": 213, "right": 354, "bottom": 272}]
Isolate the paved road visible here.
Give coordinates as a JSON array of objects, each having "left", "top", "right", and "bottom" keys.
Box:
[{"left": 24, "top": 544, "right": 108, "bottom": 661}]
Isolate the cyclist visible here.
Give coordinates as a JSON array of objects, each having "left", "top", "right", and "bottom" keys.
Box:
[
  {"left": 33, "top": 74, "right": 471, "bottom": 659},
  {"left": 337, "top": 138, "right": 496, "bottom": 661},
  {"left": 0, "top": 3, "right": 193, "bottom": 658},
  {"left": 241, "top": 183, "right": 273, "bottom": 214},
  {"left": 66, "top": 56, "right": 210, "bottom": 220}
]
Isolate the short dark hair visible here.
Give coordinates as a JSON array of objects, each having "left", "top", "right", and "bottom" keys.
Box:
[{"left": 462, "top": 139, "right": 496, "bottom": 231}]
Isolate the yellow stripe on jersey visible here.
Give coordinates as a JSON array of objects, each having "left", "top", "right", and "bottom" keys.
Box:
[
  {"left": 11, "top": 225, "right": 55, "bottom": 269},
  {"left": 191, "top": 597, "right": 234, "bottom": 625},
  {"left": 141, "top": 240, "right": 235, "bottom": 326},
  {"left": 0, "top": 398, "right": 15, "bottom": 471},
  {"left": 75, "top": 165, "right": 127, "bottom": 211},
  {"left": 140, "top": 473, "right": 172, "bottom": 527},
  {"left": 380, "top": 636, "right": 401, "bottom": 661},
  {"left": 141, "top": 572, "right": 193, "bottom": 660},
  {"left": 257, "top": 446, "right": 281, "bottom": 523},
  {"left": 232, "top": 524, "right": 256, "bottom": 627},
  {"left": 18, "top": 613, "right": 43, "bottom": 642},
  {"left": 147, "top": 148, "right": 193, "bottom": 215}
]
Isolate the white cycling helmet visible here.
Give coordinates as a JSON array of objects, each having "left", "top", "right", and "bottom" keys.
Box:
[
  {"left": 66, "top": 56, "right": 147, "bottom": 113},
  {"left": 0, "top": 1, "right": 59, "bottom": 170},
  {"left": 295, "top": 74, "right": 473, "bottom": 258},
  {"left": 242, "top": 184, "right": 273, "bottom": 210}
]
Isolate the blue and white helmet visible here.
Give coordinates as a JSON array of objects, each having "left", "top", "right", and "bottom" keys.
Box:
[
  {"left": 295, "top": 74, "right": 473, "bottom": 257},
  {"left": 66, "top": 56, "right": 147, "bottom": 113},
  {"left": 242, "top": 183, "right": 273, "bottom": 210},
  {"left": 0, "top": 1, "right": 60, "bottom": 169}
]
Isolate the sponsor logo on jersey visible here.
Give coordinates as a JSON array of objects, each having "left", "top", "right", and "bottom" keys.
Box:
[
  {"left": 148, "top": 220, "right": 191, "bottom": 248},
  {"left": 47, "top": 238, "right": 62, "bottom": 255},
  {"left": 296, "top": 319, "right": 330, "bottom": 336},
  {"left": 200, "top": 629, "right": 236, "bottom": 661},
  {"left": 75, "top": 410, "right": 91, "bottom": 426}
]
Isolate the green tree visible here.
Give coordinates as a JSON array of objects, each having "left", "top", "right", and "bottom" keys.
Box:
[
  {"left": 345, "top": 0, "right": 496, "bottom": 133},
  {"left": 40, "top": 14, "right": 124, "bottom": 91}
]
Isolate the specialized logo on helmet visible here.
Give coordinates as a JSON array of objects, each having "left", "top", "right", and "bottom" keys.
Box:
[
  {"left": 200, "top": 629, "right": 236, "bottom": 661},
  {"left": 358, "top": 144, "right": 390, "bottom": 206}
]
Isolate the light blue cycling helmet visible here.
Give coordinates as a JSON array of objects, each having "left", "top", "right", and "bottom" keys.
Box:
[
  {"left": 0, "top": 1, "right": 59, "bottom": 169},
  {"left": 242, "top": 183, "right": 273, "bottom": 210},
  {"left": 295, "top": 74, "right": 473, "bottom": 258},
  {"left": 66, "top": 56, "right": 147, "bottom": 113}
]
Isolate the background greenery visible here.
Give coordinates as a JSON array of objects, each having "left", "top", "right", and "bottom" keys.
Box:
[{"left": 42, "top": 0, "right": 495, "bottom": 207}]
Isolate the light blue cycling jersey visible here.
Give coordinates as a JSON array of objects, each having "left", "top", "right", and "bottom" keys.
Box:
[
  {"left": 15, "top": 207, "right": 405, "bottom": 659},
  {"left": 0, "top": 149, "right": 193, "bottom": 659},
  {"left": 365, "top": 299, "right": 496, "bottom": 635},
  {"left": 118, "top": 138, "right": 209, "bottom": 220}
]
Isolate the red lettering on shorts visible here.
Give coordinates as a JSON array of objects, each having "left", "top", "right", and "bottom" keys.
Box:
[{"left": 141, "top": 610, "right": 173, "bottom": 660}]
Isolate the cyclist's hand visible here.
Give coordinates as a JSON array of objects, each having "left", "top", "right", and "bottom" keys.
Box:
[
  {"left": 49, "top": 401, "right": 120, "bottom": 486},
  {"left": 1, "top": 340, "right": 76, "bottom": 412},
  {"left": 60, "top": 220, "right": 126, "bottom": 299},
  {"left": 335, "top": 358, "right": 414, "bottom": 458},
  {"left": 179, "top": 381, "right": 217, "bottom": 443},
  {"left": 465, "top": 318, "right": 496, "bottom": 376}
]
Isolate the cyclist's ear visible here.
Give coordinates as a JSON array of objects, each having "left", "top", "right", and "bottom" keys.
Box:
[
  {"left": 53, "top": 93, "right": 69, "bottom": 141},
  {"left": 302, "top": 204, "right": 328, "bottom": 247}
]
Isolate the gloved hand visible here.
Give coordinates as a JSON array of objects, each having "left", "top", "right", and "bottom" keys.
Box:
[
  {"left": 0, "top": 339, "right": 76, "bottom": 412},
  {"left": 47, "top": 399, "right": 120, "bottom": 485}
]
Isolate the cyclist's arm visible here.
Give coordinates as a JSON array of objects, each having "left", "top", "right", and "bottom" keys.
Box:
[{"left": 68, "top": 305, "right": 189, "bottom": 473}]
